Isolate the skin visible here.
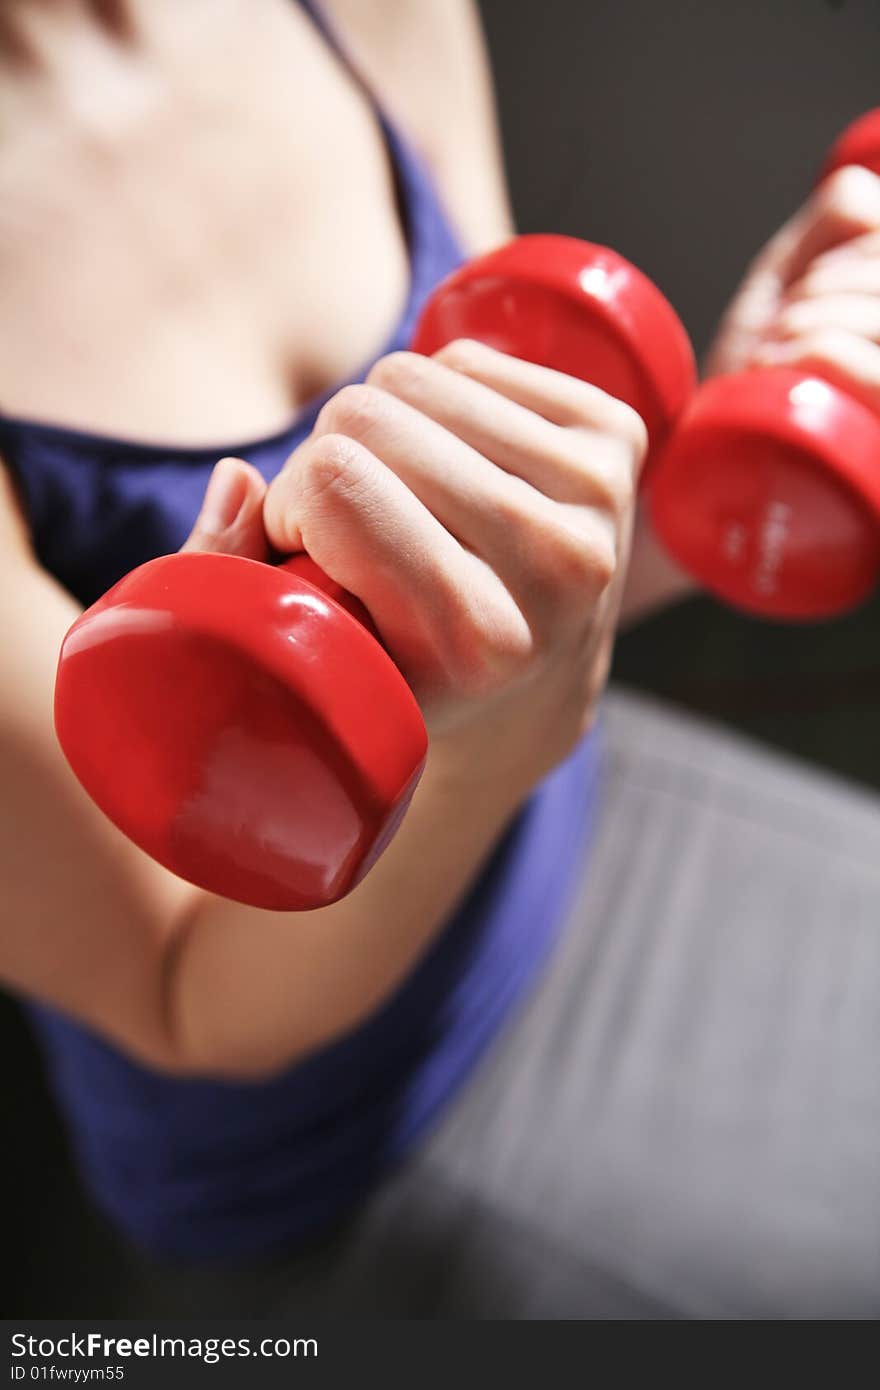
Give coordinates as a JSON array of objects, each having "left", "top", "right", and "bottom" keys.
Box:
[
  {"left": 0, "top": 1, "right": 878, "bottom": 1080},
  {"left": 706, "top": 164, "right": 880, "bottom": 412}
]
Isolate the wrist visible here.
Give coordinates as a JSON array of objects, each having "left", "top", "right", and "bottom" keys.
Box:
[{"left": 423, "top": 719, "right": 540, "bottom": 819}]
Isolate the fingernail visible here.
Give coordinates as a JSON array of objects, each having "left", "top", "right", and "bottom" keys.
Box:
[{"left": 199, "top": 458, "right": 248, "bottom": 532}]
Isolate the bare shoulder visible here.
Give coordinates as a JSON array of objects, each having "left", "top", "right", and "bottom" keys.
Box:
[{"left": 321, "top": 0, "right": 514, "bottom": 251}]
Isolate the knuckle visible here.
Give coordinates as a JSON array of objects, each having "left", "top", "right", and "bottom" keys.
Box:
[
  {"left": 815, "top": 165, "right": 880, "bottom": 223},
  {"left": 367, "top": 349, "right": 428, "bottom": 394},
  {"left": 609, "top": 399, "right": 650, "bottom": 461},
  {"left": 815, "top": 167, "right": 856, "bottom": 217},
  {"left": 433, "top": 337, "right": 491, "bottom": 372},
  {"left": 297, "top": 433, "right": 368, "bottom": 509},
  {"left": 816, "top": 166, "right": 851, "bottom": 212},
  {"left": 447, "top": 609, "right": 535, "bottom": 695},
  {"left": 481, "top": 616, "right": 535, "bottom": 680},
  {"left": 579, "top": 525, "right": 618, "bottom": 594},
  {"left": 571, "top": 387, "right": 648, "bottom": 463},
  {"left": 534, "top": 515, "right": 618, "bottom": 604},
  {"left": 316, "top": 382, "right": 386, "bottom": 439},
  {"left": 562, "top": 428, "right": 639, "bottom": 517},
  {"left": 495, "top": 488, "right": 620, "bottom": 608},
  {"left": 584, "top": 438, "right": 638, "bottom": 517}
]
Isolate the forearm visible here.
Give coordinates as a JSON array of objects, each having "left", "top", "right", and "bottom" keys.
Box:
[{"left": 162, "top": 735, "right": 527, "bottom": 1079}]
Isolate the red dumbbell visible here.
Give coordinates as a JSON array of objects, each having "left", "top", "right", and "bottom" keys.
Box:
[
  {"left": 56, "top": 550, "right": 429, "bottom": 912},
  {"left": 55, "top": 234, "right": 695, "bottom": 910},
  {"left": 648, "top": 109, "right": 880, "bottom": 620}
]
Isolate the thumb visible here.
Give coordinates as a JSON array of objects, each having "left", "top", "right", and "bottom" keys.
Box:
[{"left": 182, "top": 456, "right": 270, "bottom": 561}]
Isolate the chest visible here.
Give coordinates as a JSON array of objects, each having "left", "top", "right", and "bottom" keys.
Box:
[{"left": 0, "top": 5, "right": 409, "bottom": 443}]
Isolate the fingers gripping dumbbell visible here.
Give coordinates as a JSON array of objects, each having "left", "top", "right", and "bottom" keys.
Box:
[{"left": 54, "top": 234, "right": 695, "bottom": 910}]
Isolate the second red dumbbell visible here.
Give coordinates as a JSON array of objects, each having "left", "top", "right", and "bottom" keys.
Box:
[{"left": 649, "top": 108, "right": 880, "bottom": 620}]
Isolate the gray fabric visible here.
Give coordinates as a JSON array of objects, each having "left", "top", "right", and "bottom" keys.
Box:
[{"left": 132, "top": 690, "right": 880, "bottom": 1319}]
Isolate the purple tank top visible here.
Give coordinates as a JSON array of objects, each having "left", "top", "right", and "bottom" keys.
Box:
[{"left": 3, "top": 1, "right": 602, "bottom": 1257}]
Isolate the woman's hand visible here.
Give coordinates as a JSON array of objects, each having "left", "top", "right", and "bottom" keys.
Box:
[
  {"left": 0, "top": 356, "right": 644, "bottom": 1081},
  {"left": 262, "top": 340, "right": 646, "bottom": 798},
  {"left": 622, "top": 164, "right": 880, "bottom": 627},
  {"left": 706, "top": 164, "right": 880, "bottom": 411}
]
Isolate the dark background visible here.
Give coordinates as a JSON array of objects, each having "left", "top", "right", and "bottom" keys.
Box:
[{"left": 6, "top": 0, "right": 880, "bottom": 1316}]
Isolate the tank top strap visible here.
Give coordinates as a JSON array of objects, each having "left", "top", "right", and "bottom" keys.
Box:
[
  {"left": 295, "top": 0, "right": 400, "bottom": 137},
  {"left": 295, "top": 0, "right": 465, "bottom": 329}
]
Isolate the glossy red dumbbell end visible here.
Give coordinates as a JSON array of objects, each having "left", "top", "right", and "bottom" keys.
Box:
[
  {"left": 54, "top": 552, "right": 427, "bottom": 910},
  {"left": 649, "top": 369, "right": 880, "bottom": 619},
  {"left": 413, "top": 234, "right": 696, "bottom": 469}
]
